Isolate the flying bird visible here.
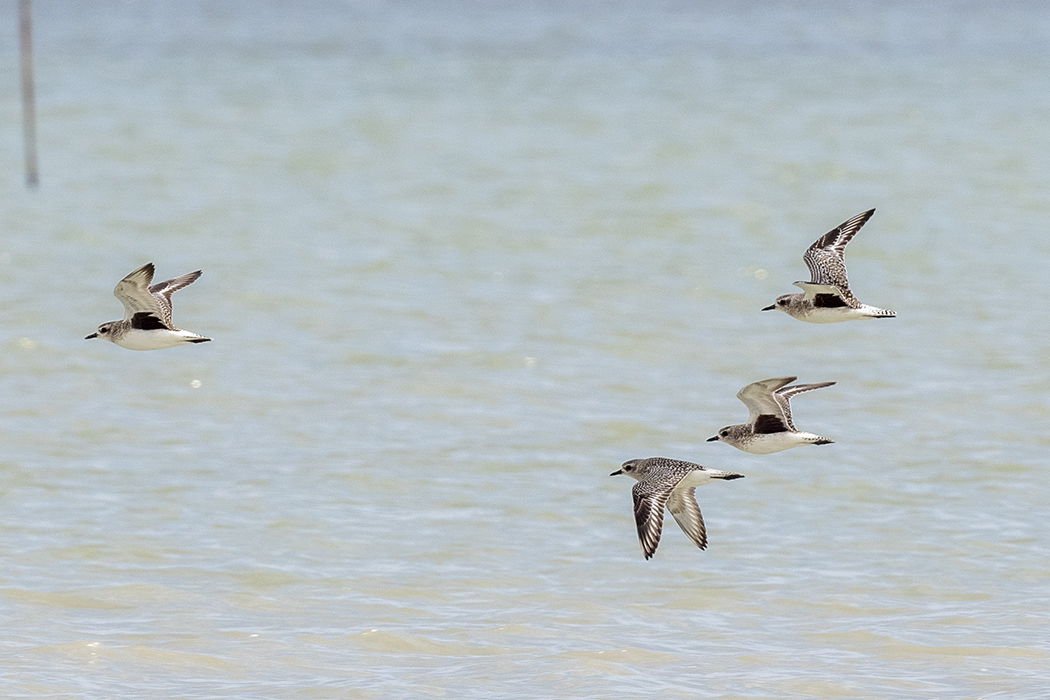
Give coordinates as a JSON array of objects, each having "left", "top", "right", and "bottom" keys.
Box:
[
  {"left": 708, "top": 376, "right": 836, "bottom": 454},
  {"left": 611, "top": 457, "right": 743, "bottom": 560},
  {"left": 763, "top": 209, "right": 895, "bottom": 322},
  {"left": 86, "top": 262, "right": 211, "bottom": 350}
]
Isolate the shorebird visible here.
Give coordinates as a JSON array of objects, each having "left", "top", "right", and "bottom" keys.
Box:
[
  {"left": 707, "top": 376, "right": 835, "bottom": 454},
  {"left": 611, "top": 457, "right": 743, "bottom": 560},
  {"left": 86, "top": 262, "right": 211, "bottom": 350},
  {"left": 763, "top": 209, "right": 896, "bottom": 322}
]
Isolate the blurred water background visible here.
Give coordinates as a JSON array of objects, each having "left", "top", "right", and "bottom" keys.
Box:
[{"left": 1, "top": 1, "right": 1049, "bottom": 697}]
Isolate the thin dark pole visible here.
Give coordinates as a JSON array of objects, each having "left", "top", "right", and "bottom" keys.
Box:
[{"left": 19, "top": 0, "right": 39, "bottom": 188}]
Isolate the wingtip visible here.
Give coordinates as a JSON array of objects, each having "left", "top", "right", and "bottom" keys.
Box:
[
  {"left": 804, "top": 380, "right": 836, "bottom": 390},
  {"left": 123, "top": 262, "right": 155, "bottom": 283}
]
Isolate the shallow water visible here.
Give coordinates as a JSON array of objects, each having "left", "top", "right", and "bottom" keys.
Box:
[{"left": 1, "top": 1, "right": 1049, "bottom": 697}]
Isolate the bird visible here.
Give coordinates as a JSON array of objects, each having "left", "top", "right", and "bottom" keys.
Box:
[
  {"left": 707, "top": 376, "right": 835, "bottom": 454},
  {"left": 86, "top": 262, "right": 211, "bottom": 350},
  {"left": 763, "top": 208, "right": 896, "bottom": 322},
  {"left": 611, "top": 457, "right": 743, "bottom": 560}
]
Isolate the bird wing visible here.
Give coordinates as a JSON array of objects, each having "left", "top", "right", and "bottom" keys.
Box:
[
  {"left": 149, "top": 270, "right": 202, "bottom": 326},
  {"left": 632, "top": 480, "right": 673, "bottom": 560},
  {"left": 113, "top": 263, "right": 171, "bottom": 327},
  {"left": 791, "top": 281, "right": 854, "bottom": 307},
  {"left": 802, "top": 209, "right": 874, "bottom": 303},
  {"left": 667, "top": 487, "right": 707, "bottom": 551},
  {"left": 773, "top": 381, "right": 836, "bottom": 431},
  {"left": 737, "top": 376, "right": 797, "bottom": 426}
]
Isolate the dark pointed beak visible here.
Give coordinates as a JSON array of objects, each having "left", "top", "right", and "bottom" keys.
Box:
[
  {"left": 761, "top": 305, "right": 775, "bottom": 311},
  {"left": 85, "top": 333, "right": 98, "bottom": 339},
  {"left": 610, "top": 469, "right": 623, "bottom": 476},
  {"left": 706, "top": 435, "right": 719, "bottom": 442}
]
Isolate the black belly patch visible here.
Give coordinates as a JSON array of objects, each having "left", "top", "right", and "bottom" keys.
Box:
[
  {"left": 753, "top": 414, "right": 788, "bottom": 434},
  {"left": 814, "top": 293, "right": 848, "bottom": 309},
  {"left": 131, "top": 312, "right": 169, "bottom": 331}
]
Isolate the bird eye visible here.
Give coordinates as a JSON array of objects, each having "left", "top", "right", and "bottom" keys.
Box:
[
  {"left": 99, "top": 327, "right": 107, "bottom": 334},
  {"left": 623, "top": 465, "right": 632, "bottom": 472},
  {"left": 777, "top": 299, "right": 786, "bottom": 306},
  {"left": 720, "top": 430, "right": 729, "bottom": 437}
]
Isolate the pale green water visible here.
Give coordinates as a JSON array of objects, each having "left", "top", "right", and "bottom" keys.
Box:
[{"left": 1, "top": 2, "right": 1049, "bottom": 698}]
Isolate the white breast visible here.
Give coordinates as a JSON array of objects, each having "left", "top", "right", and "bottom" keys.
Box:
[
  {"left": 114, "top": 329, "right": 190, "bottom": 351},
  {"left": 742, "top": 431, "right": 816, "bottom": 454}
]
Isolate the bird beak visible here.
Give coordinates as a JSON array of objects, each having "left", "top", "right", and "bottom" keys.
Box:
[
  {"left": 761, "top": 305, "right": 775, "bottom": 311},
  {"left": 706, "top": 435, "right": 719, "bottom": 442},
  {"left": 609, "top": 469, "right": 623, "bottom": 476},
  {"left": 85, "top": 333, "right": 98, "bottom": 339}
]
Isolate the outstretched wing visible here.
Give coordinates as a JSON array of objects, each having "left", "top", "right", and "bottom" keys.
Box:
[
  {"left": 667, "top": 487, "right": 707, "bottom": 551},
  {"left": 113, "top": 262, "right": 171, "bottom": 327},
  {"left": 632, "top": 480, "right": 673, "bottom": 560},
  {"left": 149, "top": 270, "right": 202, "bottom": 326},
  {"left": 737, "top": 376, "right": 797, "bottom": 427},
  {"left": 773, "top": 381, "right": 836, "bottom": 431},
  {"left": 802, "top": 209, "right": 874, "bottom": 303}
]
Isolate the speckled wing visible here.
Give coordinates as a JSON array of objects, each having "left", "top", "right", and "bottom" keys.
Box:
[
  {"left": 631, "top": 478, "right": 674, "bottom": 560},
  {"left": 802, "top": 209, "right": 874, "bottom": 305},
  {"left": 149, "top": 270, "right": 202, "bottom": 326},
  {"left": 113, "top": 262, "right": 170, "bottom": 327},
  {"left": 737, "top": 376, "right": 797, "bottom": 426},
  {"left": 772, "top": 381, "right": 836, "bottom": 431},
  {"left": 667, "top": 487, "right": 707, "bottom": 551}
]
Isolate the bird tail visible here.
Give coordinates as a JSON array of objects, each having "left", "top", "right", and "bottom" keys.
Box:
[
  {"left": 712, "top": 472, "right": 744, "bottom": 480},
  {"left": 863, "top": 306, "right": 896, "bottom": 318}
]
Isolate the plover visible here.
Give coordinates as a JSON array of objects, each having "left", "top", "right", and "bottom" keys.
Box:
[
  {"left": 86, "top": 262, "right": 211, "bottom": 350},
  {"left": 611, "top": 457, "right": 743, "bottom": 560},
  {"left": 763, "top": 208, "right": 896, "bottom": 322},
  {"left": 707, "top": 376, "right": 835, "bottom": 454}
]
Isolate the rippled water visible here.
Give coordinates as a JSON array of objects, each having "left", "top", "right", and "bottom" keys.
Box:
[{"left": 1, "top": 1, "right": 1049, "bottom": 697}]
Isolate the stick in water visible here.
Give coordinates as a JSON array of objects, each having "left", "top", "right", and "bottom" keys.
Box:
[{"left": 20, "top": 0, "right": 39, "bottom": 189}]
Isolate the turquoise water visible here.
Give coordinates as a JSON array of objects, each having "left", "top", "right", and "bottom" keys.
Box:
[{"left": 1, "top": 2, "right": 1049, "bottom": 697}]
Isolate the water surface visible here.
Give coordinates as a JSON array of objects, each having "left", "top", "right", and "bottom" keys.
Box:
[{"left": 1, "top": 2, "right": 1049, "bottom": 697}]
